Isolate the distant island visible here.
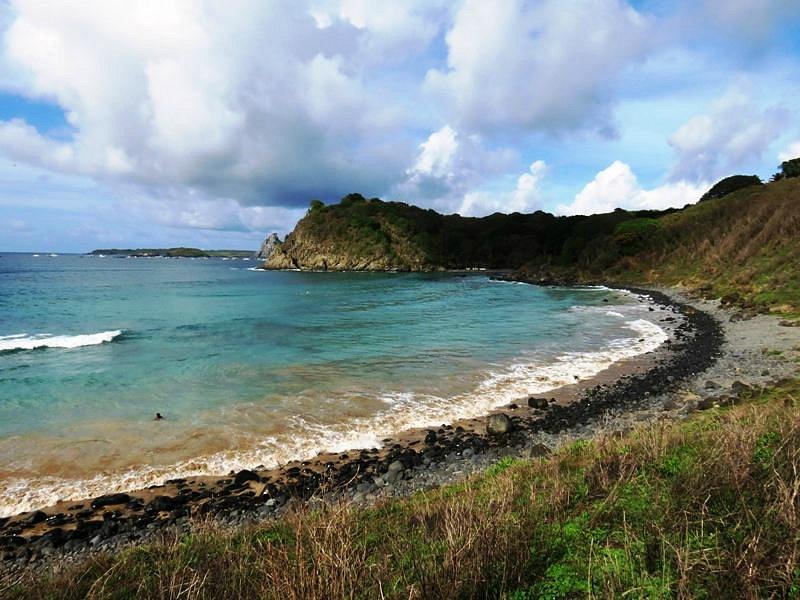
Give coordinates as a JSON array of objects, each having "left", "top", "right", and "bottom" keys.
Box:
[{"left": 88, "top": 247, "right": 254, "bottom": 258}]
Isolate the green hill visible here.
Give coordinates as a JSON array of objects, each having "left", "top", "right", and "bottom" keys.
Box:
[
  {"left": 266, "top": 178, "right": 800, "bottom": 312},
  {"left": 265, "top": 193, "right": 677, "bottom": 271}
]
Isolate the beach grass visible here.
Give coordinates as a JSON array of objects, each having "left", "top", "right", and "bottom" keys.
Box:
[{"left": 4, "top": 378, "right": 800, "bottom": 599}]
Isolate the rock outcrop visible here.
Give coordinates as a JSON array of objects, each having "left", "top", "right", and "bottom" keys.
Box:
[{"left": 256, "top": 233, "right": 282, "bottom": 260}]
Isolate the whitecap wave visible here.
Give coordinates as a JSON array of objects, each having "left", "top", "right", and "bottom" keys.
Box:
[
  {"left": 0, "top": 330, "right": 124, "bottom": 352},
  {"left": 0, "top": 307, "right": 669, "bottom": 517}
]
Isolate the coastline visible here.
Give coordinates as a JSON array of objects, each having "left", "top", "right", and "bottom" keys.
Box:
[{"left": 2, "top": 283, "right": 800, "bottom": 572}]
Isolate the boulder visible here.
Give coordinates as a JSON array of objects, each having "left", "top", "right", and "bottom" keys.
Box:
[
  {"left": 149, "top": 495, "right": 181, "bottom": 513},
  {"left": 527, "top": 397, "right": 549, "bottom": 410},
  {"left": 256, "top": 233, "right": 282, "bottom": 260},
  {"left": 91, "top": 493, "right": 132, "bottom": 510},
  {"left": 696, "top": 398, "right": 715, "bottom": 411},
  {"left": 731, "top": 381, "right": 753, "bottom": 396},
  {"left": 526, "top": 443, "right": 550, "bottom": 458},
  {"left": 424, "top": 430, "right": 437, "bottom": 445},
  {"left": 22, "top": 511, "right": 47, "bottom": 525},
  {"left": 387, "top": 460, "right": 404, "bottom": 473},
  {"left": 487, "top": 413, "right": 513, "bottom": 436},
  {"left": 233, "top": 469, "right": 260, "bottom": 487}
]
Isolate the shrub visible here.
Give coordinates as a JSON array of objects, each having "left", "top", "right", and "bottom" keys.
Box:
[
  {"left": 613, "top": 218, "right": 661, "bottom": 254},
  {"left": 773, "top": 158, "right": 800, "bottom": 181},
  {"left": 699, "top": 175, "right": 762, "bottom": 202}
]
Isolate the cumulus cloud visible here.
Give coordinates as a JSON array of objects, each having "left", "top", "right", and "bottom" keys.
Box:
[
  {"left": 395, "top": 125, "right": 517, "bottom": 211},
  {"left": 0, "top": 0, "right": 412, "bottom": 209},
  {"left": 458, "top": 160, "right": 547, "bottom": 216},
  {"left": 309, "top": 0, "right": 450, "bottom": 62},
  {"left": 425, "top": 0, "right": 652, "bottom": 136},
  {"left": 558, "top": 161, "right": 707, "bottom": 215},
  {"left": 118, "top": 196, "right": 305, "bottom": 235},
  {"left": 668, "top": 87, "right": 788, "bottom": 182}
]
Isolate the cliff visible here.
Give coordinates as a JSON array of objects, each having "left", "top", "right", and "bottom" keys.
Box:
[{"left": 256, "top": 233, "right": 282, "bottom": 260}]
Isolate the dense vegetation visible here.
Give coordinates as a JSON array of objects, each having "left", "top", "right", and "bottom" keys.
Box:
[
  {"left": 268, "top": 192, "right": 678, "bottom": 271},
  {"left": 773, "top": 158, "right": 800, "bottom": 181},
  {"left": 270, "top": 176, "right": 800, "bottom": 313},
  {"left": 6, "top": 380, "right": 800, "bottom": 599},
  {"left": 698, "top": 175, "right": 761, "bottom": 202}
]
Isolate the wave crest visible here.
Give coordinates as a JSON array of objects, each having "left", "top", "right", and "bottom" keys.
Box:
[{"left": 0, "top": 330, "right": 124, "bottom": 353}]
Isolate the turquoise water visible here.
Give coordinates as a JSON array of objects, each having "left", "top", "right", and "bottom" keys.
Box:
[{"left": 0, "top": 253, "right": 666, "bottom": 515}]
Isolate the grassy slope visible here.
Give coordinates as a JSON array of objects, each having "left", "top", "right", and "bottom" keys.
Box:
[
  {"left": 6, "top": 378, "right": 800, "bottom": 599},
  {"left": 597, "top": 178, "right": 800, "bottom": 314}
]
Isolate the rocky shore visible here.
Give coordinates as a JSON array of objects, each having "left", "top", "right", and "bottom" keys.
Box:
[{"left": 2, "top": 284, "right": 799, "bottom": 576}]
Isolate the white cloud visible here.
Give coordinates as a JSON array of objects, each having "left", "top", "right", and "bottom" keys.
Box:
[
  {"left": 426, "top": 0, "right": 651, "bottom": 135},
  {"left": 309, "top": 0, "right": 449, "bottom": 62},
  {"left": 412, "top": 125, "right": 459, "bottom": 177},
  {"left": 458, "top": 160, "right": 547, "bottom": 216},
  {"left": 778, "top": 141, "right": 800, "bottom": 163},
  {"left": 668, "top": 86, "right": 788, "bottom": 182},
  {"left": 558, "top": 161, "right": 707, "bottom": 215},
  {"left": 396, "top": 125, "right": 517, "bottom": 211},
  {"left": 0, "top": 0, "right": 410, "bottom": 208},
  {"left": 118, "top": 196, "right": 305, "bottom": 236}
]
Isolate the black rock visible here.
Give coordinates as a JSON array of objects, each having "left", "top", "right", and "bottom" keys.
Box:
[
  {"left": 424, "top": 430, "right": 438, "bottom": 445},
  {"left": 234, "top": 469, "right": 260, "bottom": 487},
  {"left": 1, "top": 535, "right": 26, "bottom": 548},
  {"left": 528, "top": 397, "right": 549, "bottom": 410},
  {"left": 697, "top": 398, "right": 714, "bottom": 410},
  {"left": 527, "top": 443, "right": 551, "bottom": 458},
  {"left": 22, "top": 511, "right": 47, "bottom": 526},
  {"left": 91, "top": 493, "right": 132, "bottom": 509},
  {"left": 149, "top": 495, "right": 181, "bottom": 512}
]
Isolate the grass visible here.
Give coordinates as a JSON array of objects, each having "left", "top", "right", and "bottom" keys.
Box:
[
  {"left": 630, "top": 178, "right": 800, "bottom": 314},
  {"left": 4, "top": 380, "right": 800, "bottom": 599}
]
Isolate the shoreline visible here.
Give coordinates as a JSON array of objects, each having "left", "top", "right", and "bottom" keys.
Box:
[{"left": 3, "top": 283, "right": 800, "bottom": 571}]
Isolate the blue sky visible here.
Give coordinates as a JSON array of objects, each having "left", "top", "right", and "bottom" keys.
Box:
[{"left": 0, "top": 0, "right": 799, "bottom": 252}]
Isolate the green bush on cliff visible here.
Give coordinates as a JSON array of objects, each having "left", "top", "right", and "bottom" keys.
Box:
[
  {"left": 773, "top": 157, "right": 800, "bottom": 181},
  {"left": 699, "top": 175, "right": 762, "bottom": 202},
  {"left": 613, "top": 218, "right": 661, "bottom": 255}
]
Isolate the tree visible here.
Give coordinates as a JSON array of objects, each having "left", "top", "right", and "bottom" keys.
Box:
[
  {"left": 772, "top": 158, "right": 800, "bottom": 181},
  {"left": 699, "top": 175, "right": 762, "bottom": 202}
]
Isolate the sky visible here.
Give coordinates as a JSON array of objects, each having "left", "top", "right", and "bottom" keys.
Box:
[{"left": 0, "top": 0, "right": 799, "bottom": 252}]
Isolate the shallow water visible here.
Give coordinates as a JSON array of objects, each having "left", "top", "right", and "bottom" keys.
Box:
[{"left": 0, "top": 253, "right": 665, "bottom": 515}]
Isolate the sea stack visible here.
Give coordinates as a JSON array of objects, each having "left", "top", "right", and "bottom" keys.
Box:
[{"left": 256, "top": 233, "right": 281, "bottom": 260}]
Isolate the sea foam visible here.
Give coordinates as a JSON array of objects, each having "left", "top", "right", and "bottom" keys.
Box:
[
  {"left": 0, "top": 330, "right": 123, "bottom": 352},
  {"left": 0, "top": 302, "right": 672, "bottom": 518}
]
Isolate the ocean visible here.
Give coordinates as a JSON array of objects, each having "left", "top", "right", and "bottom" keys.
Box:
[{"left": 0, "top": 253, "right": 666, "bottom": 516}]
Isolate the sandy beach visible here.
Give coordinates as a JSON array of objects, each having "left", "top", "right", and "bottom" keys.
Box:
[{"left": 2, "top": 284, "right": 800, "bottom": 572}]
